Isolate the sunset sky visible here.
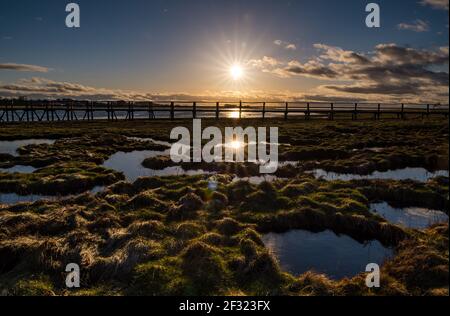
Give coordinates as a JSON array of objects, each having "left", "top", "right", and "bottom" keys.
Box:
[{"left": 0, "top": 0, "right": 448, "bottom": 102}]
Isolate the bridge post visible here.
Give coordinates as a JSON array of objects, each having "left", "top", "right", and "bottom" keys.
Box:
[
  {"left": 30, "top": 103, "right": 34, "bottom": 121},
  {"left": 45, "top": 104, "right": 49, "bottom": 121},
  {"left": 148, "top": 102, "right": 154, "bottom": 120},
  {"left": 216, "top": 102, "right": 219, "bottom": 119},
  {"left": 170, "top": 102, "right": 174, "bottom": 120},
  {"left": 25, "top": 103, "right": 29, "bottom": 122},
  {"left": 6, "top": 102, "right": 10, "bottom": 122},
  {"left": 193, "top": 102, "right": 197, "bottom": 119},
  {"left": 11, "top": 100, "right": 14, "bottom": 120},
  {"left": 112, "top": 103, "right": 117, "bottom": 121},
  {"left": 284, "top": 102, "right": 289, "bottom": 120},
  {"left": 262, "top": 102, "right": 266, "bottom": 119},
  {"left": 239, "top": 100, "right": 242, "bottom": 119}
]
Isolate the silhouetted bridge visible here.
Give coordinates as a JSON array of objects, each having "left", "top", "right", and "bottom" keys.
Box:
[{"left": 0, "top": 100, "right": 448, "bottom": 123}]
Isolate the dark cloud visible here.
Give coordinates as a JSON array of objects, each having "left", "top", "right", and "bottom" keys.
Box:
[
  {"left": 301, "top": 94, "right": 367, "bottom": 102},
  {"left": 0, "top": 78, "right": 143, "bottom": 100},
  {"left": 284, "top": 65, "right": 338, "bottom": 78},
  {"left": 374, "top": 44, "right": 448, "bottom": 65},
  {"left": 0, "top": 63, "right": 49, "bottom": 72},
  {"left": 347, "top": 64, "right": 449, "bottom": 86},
  {"left": 325, "top": 82, "right": 422, "bottom": 95}
]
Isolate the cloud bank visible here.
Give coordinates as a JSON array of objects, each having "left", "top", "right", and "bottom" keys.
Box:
[
  {"left": 0, "top": 77, "right": 368, "bottom": 103},
  {"left": 248, "top": 43, "right": 449, "bottom": 103}
]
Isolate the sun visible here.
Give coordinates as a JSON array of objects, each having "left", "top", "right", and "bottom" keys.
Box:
[{"left": 230, "top": 64, "right": 244, "bottom": 80}]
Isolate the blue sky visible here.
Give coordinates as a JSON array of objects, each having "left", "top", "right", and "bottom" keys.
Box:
[{"left": 0, "top": 0, "right": 448, "bottom": 102}]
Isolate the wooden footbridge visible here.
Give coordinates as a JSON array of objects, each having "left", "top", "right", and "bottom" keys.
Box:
[{"left": 0, "top": 99, "right": 448, "bottom": 123}]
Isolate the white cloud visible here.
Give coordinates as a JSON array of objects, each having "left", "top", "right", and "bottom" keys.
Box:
[
  {"left": 398, "top": 20, "right": 430, "bottom": 32},
  {"left": 285, "top": 44, "right": 297, "bottom": 51},
  {"left": 274, "top": 40, "right": 297, "bottom": 50},
  {"left": 273, "top": 40, "right": 283, "bottom": 46},
  {"left": 247, "top": 56, "right": 281, "bottom": 69}
]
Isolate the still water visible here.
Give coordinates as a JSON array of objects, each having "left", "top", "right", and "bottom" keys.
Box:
[
  {"left": 263, "top": 229, "right": 393, "bottom": 279},
  {"left": 370, "top": 202, "right": 448, "bottom": 229},
  {"left": 311, "top": 168, "right": 449, "bottom": 182},
  {"left": 0, "top": 165, "right": 37, "bottom": 174},
  {"left": 102, "top": 150, "right": 210, "bottom": 182},
  {"left": 0, "top": 186, "right": 105, "bottom": 205},
  {"left": 0, "top": 139, "right": 56, "bottom": 156}
]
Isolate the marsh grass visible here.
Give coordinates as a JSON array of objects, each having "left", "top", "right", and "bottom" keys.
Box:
[{"left": 0, "top": 118, "right": 448, "bottom": 296}]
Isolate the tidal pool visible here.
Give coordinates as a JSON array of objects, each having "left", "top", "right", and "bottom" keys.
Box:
[
  {"left": 278, "top": 161, "right": 299, "bottom": 167},
  {"left": 0, "top": 193, "right": 56, "bottom": 205},
  {"left": 102, "top": 150, "right": 210, "bottom": 182},
  {"left": 0, "top": 186, "right": 106, "bottom": 205},
  {"left": 262, "top": 230, "right": 393, "bottom": 280},
  {"left": 233, "top": 175, "right": 285, "bottom": 185},
  {"left": 310, "top": 168, "right": 449, "bottom": 182},
  {"left": 0, "top": 165, "right": 37, "bottom": 174},
  {"left": 370, "top": 202, "right": 449, "bottom": 229},
  {"left": 0, "top": 139, "right": 56, "bottom": 156}
]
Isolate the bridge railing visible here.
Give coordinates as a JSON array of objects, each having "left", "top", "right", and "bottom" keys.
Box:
[{"left": 0, "top": 100, "right": 448, "bottom": 123}]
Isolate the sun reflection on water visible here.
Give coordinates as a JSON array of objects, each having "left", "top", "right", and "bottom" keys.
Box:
[{"left": 228, "top": 111, "right": 240, "bottom": 119}]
